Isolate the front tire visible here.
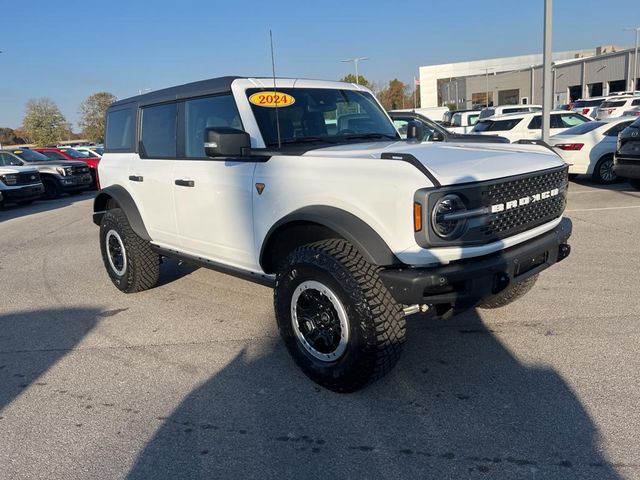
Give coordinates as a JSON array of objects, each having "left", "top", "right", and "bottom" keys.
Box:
[
  {"left": 42, "top": 178, "right": 60, "bottom": 199},
  {"left": 99, "top": 208, "right": 160, "bottom": 293},
  {"left": 274, "top": 239, "right": 406, "bottom": 392},
  {"left": 592, "top": 155, "right": 617, "bottom": 184},
  {"left": 478, "top": 274, "right": 538, "bottom": 309}
]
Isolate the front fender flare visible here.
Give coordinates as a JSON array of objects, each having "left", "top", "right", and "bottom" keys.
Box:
[{"left": 260, "top": 206, "right": 400, "bottom": 272}]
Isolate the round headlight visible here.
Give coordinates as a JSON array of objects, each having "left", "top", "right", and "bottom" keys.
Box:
[{"left": 431, "top": 194, "right": 467, "bottom": 240}]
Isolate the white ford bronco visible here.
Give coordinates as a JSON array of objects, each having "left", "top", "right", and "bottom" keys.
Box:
[{"left": 94, "top": 77, "right": 572, "bottom": 392}]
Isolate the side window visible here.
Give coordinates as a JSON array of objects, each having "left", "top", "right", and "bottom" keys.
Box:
[
  {"left": 604, "top": 121, "right": 633, "bottom": 136},
  {"left": 184, "top": 95, "right": 242, "bottom": 158},
  {"left": 632, "top": 99, "right": 640, "bottom": 106},
  {"left": 468, "top": 114, "right": 479, "bottom": 126},
  {"left": 451, "top": 113, "right": 462, "bottom": 127},
  {"left": 392, "top": 119, "right": 409, "bottom": 138},
  {"left": 528, "top": 116, "right": 542, "bottom": 129},
  {"left": 141, "top": 103, "right": 177, "bottom": 158},
  {"left": 418, "top": 120, "right": 436, "bottom": 141},
  {"left": 0, "top": 153, "right": 9, "bottom": 166},
  {"left": 105, "top": 107, "right": 135, "bottom": 151}
]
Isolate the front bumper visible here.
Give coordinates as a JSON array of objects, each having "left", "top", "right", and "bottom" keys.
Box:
[
  {"left": 59, "top": 173, "right": 93, "bottom": 191},
  {"left": 2, "top": 184, "right": 44, "bottom": 201},
  {"left": 379, "top": 217, "right": 572, "bottom": 306}
]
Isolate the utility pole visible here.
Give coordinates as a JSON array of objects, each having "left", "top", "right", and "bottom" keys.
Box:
[
  {"left": 484, "top": 68, "right": 494, "bottom": 107},
  {"left": 542, "top": 0, "right": 553, "bottom": 144},
  {"left": 341, "top": 57, "right": 369, "bottom": 85},
  {"left": 624, "top": 27, "right": 640, "bottom": 91}
]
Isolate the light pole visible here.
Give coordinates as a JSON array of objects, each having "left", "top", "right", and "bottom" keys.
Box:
[
  {"left": 624, "top": 27, "right": 640, "bottom": 91},
  {"left": 542, "top": 0, "right": 553, "bottom": 144},
  {"left": 341, "top": 57, "right": 369, "bottom": 84},
  {"left": 483, "top": 68, "right": 494, "bottom": 107}
]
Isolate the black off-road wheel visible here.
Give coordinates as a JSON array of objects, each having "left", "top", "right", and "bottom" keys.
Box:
[
  {"left": 99, "top": 208, "right": 160, "bottom": 293},
  {"left": 592, "top": 155, "right": 617, "bottom": 184},
  {"left": 274, "top": 239, "right": 406, "bottom": 393},
  {"left": 478, "top": 274, "right": 539, "bottom": 309},
  {"left": 628, "top": 178, "right": 640, "bottom": 190}
]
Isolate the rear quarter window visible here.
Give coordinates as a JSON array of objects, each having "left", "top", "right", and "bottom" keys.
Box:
[
  {"left": 105, "top": 106, "right": 136, "bottom": 152},
  {"left": 474, "top": 118, "right": 522, "bottom": 132}
]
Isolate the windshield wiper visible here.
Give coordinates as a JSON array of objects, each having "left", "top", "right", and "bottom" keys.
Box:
[
  {"left": 343, "top": 133, "right": 398, "bottom": 140},
  {"left": 268, "top": 137, "right": 338, "bottom": 146}
]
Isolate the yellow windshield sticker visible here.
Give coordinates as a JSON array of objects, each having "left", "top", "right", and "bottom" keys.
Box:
[
  {"left": 249, "top": 91, "right": 295, "bottom": 108},
  {"left": 14, "top": 150, "right": 22, "bottom": 154}
]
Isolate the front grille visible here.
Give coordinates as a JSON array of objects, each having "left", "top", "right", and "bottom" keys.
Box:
[
  {"left": 479, "top": 168, "right": 568, "bottom": 238},
  {"left": 17, "top": 171, "right": 41, "bottom": 185},
  {"left": 71, "top": 165, "right": 90, "bottom": 175},
  {"left": 418, "top": 166, "right": 569, "bottom": 248}
]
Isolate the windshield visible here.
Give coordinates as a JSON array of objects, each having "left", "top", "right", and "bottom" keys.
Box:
[
  {"left": 473, "top": 118, "right": 522, "bottom": 132},
  {"left": 246, "top": 88, "right": 399, "bottom": 147},
  {"left": 574, "top": 100, "right": 603, "bottom": 108},
  {"left": 58, "top": 148, "right": 84, "bottom": 158},
  {"left": 556, "top": 121, "right": 604, "bottom": 135},
  {"left": 600, "top": 100, "right": 626, "bottom": 108},
  {"left": 74, "top": 149, "right": 98, "bottom": 158},
  {"left": 12, "top": 149, "right": 50, "bottom": 162},
  {"left": 94, "top": 147, "right": 104, "bottom": 155}
]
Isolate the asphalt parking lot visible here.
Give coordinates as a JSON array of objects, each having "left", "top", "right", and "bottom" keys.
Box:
[{"left": 0, "top": 180, "right": 639, "bottom": 480}]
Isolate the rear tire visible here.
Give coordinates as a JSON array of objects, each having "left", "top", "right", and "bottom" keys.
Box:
[
  {"left": 99, "top": 208, "right": 160, "bottom": 293},
  {"left": 592, "top": 155, "right": 617, "bottom": 184},
  {"left": 274, "top": 239, "right": 406, "bottom": 392},
  {"left": 628, "top": 178, "right": 640, "bottom": 190},
  {"left": 478, "top": 274, "right": 538, "bottom": 309}
]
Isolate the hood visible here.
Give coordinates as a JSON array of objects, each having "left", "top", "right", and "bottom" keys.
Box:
[
  {"left": 446, "top": 133, "right": 510, "bottom": 144},
  {"left": 302, "top": 141, "right": 563, "bottom": 185},
  {"left": 0, "top": 165, "right": 39, "bottom": 175},
  {"left": 25, "top": 160, "right": 86, "bottom": 168}
]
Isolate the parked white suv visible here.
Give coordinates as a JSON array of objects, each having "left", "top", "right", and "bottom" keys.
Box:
[
  {"left": 0, "top": 160, "right": 43, "bottom": 207},
  {"left": 478, "top": 104, "right": 542, "bottom": 120},
  {"left": 94, "top": 77, "right": 573, "bottom": 392},
  {"left": 472, "top": 111, "right": 591, "bottom": 143},
  {"left": 448, "top": 110, "right": 481, "bottom": 134},
  {"left": 595, "top": 96, "right": 640, "bottom": 120},
  {"left": 572, "top": 97, "right": 607, "bottom": 119}
]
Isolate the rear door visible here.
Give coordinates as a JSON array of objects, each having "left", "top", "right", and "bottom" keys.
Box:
[
  {"left": 128, "top": 103, "right": 180, "bottom": 247},
  {"left": 172, "top": 94, "right": 257, "bottom": 270}
]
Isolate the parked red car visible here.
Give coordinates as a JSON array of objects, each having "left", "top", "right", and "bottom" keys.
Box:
[{"left": 33, "top": 147, "right": 100, "bottom": 188}]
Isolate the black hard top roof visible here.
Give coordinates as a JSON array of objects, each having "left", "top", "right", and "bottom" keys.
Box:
[{"left": 109, "top": 76, "right": 244, "bottom": 109}]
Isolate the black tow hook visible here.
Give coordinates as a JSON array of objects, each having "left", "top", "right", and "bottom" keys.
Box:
[{"left": 558, "top": 244, "right": 571, "bottom": 262}]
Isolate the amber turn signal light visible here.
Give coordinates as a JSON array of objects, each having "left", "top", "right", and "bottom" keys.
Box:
[{"left": 413, "top": 202, "right": 423, "bottom": 232}]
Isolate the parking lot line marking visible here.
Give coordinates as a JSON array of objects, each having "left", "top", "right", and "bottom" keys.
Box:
[{"left": 566, "top": 205, "right": 640, "bottom": 212}]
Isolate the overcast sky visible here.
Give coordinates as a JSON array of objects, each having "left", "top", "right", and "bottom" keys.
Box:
[{"left": 0, "top": 0, "right": 638, "bottom": 129}]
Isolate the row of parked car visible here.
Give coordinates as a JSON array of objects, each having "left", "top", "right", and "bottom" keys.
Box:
[
  {"left": 0, "top": 146, "right": 102, "bottom": 208},
  {"left": 391, "top": 94, "right": 640, "bottom": 186}
]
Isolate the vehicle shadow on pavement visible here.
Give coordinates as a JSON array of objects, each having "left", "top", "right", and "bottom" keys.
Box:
[
  {"left": 0, "top": 191, "right": 95, "bottom": 223},
  {"left": 0, "top": 307, "right": 100, "bottom": 413},
  {"left": 126, "top": 308, "right": 623, "bottom": 480}
]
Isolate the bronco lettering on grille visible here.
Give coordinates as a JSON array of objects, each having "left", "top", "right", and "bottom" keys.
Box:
[{"left": 490, "top": 188, "right": 559, "bottom": 213}]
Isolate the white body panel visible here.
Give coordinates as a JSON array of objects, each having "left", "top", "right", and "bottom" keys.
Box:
[{"left": 595, "top": 97, "right": 640, "bottom": 120}]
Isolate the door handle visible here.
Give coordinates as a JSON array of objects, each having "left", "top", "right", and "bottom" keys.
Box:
[
  {"left": 128, "top": 175, "right": 143, "bottom": 182},
  {"left": 175, "top": 179, "right": 195, "bottom": 187}
]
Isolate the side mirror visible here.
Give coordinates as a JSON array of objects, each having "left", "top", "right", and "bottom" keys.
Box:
[
  {"left": 406, "top": 121, "right": 424, "bottom": 143},
  {"left": 204, "top": 127, "right": 251, "bottom": 157},
  {"left": 432, "top": 130, "right": 444, "bottom": 142}
]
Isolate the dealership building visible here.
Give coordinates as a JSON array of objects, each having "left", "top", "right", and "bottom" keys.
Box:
[{"left": 419, "top": 45, "right": 640, "bottom": 108}]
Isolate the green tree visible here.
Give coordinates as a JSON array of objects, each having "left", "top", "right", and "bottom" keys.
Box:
[
  {"left": 339, "top": 74, "right": 373, "bottom": 89},
  {"left": 78, "top": 92, "right": 117, "bottom": 142},
  {"left": 23, "top": 98, "right": 69, "bottom": 146},
  {"left": 377, "top": 79, "right": 409, "bottom": 110}
]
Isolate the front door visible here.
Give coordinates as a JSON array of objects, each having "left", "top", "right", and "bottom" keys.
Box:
[{"left": 172, "top": 95, "right": 258, "bottom": 270}]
